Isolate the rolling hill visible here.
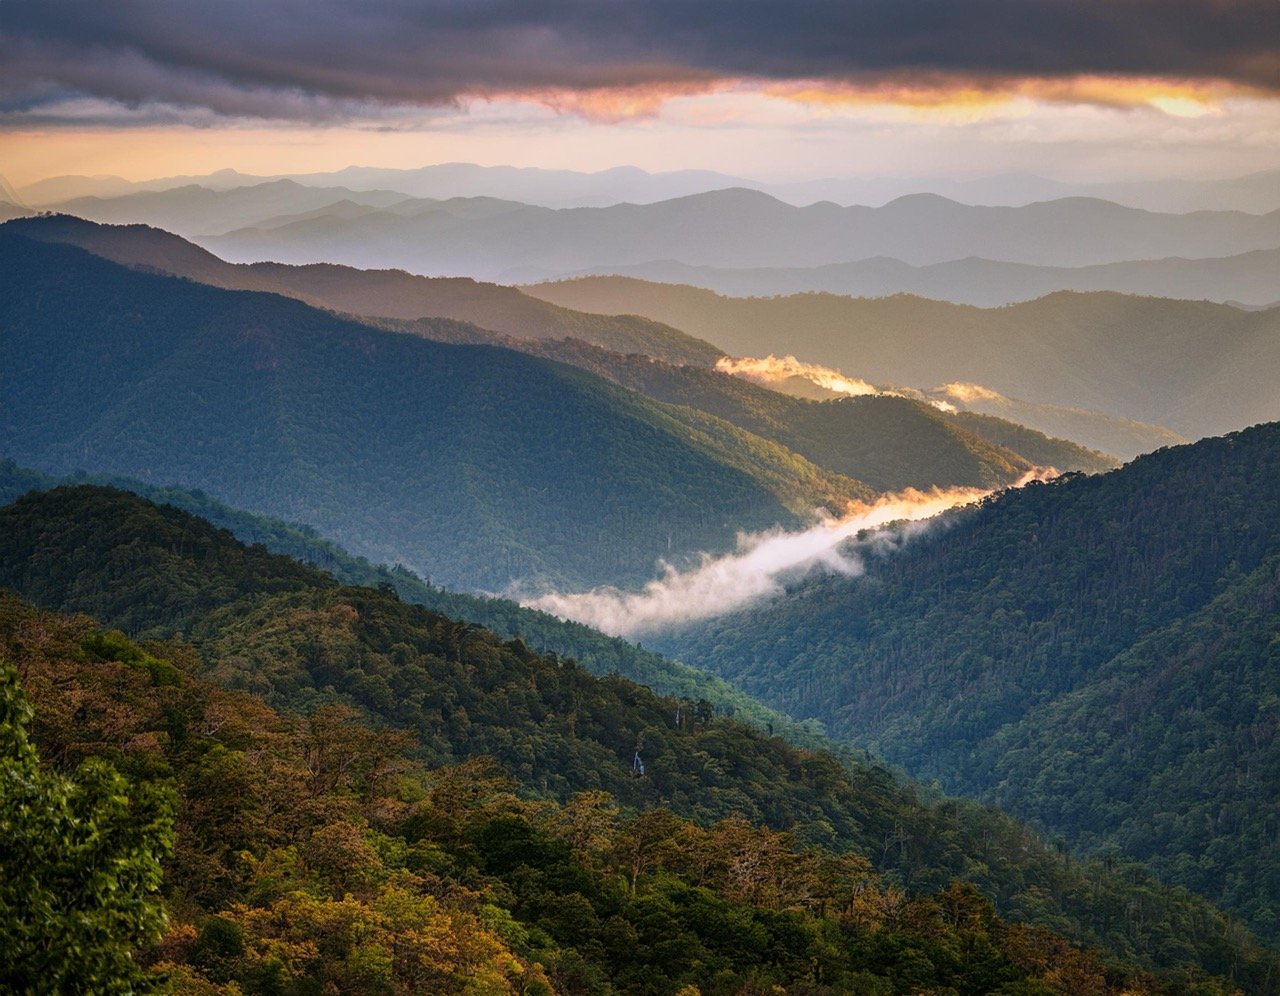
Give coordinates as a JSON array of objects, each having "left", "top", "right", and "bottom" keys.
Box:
[
  {"left": 526, "top": 277, "right": 1280, "bottom": 442},
  {"left": 654, "top": 422, "right": 1280, "bottom": 943},
  {"left": 0, "top": 233, "right": 872, "bottom": 592}
]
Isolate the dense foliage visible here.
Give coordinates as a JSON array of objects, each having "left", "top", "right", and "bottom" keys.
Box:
[
  {"left": 5, "top": 596, "right": 1223, "bottom": 995},
  {"left": 0, "top": 485, "right": 1277, "bottom": 991},
  {"left": 0, "top": 460, "right": 841, "bottom": 748},
  {"left": 0, "top": 233, "right": 869, "bottom": 591},
  {"left": 659, "top": 423, "right": 1280, "bottom": 943},
  {"left": 0, "top": 663, "right": 173, "bottom": 993}
]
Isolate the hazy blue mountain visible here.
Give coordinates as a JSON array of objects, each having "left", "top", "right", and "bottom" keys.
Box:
[
  {"left": 0, "top": 233, "right": 873, "bottom": 591},
  {"left": 49, "top": 179, "right": 414, "bottom": 235},
  {"left": 527, "top": 277, "right": 1280, "bottom": 441},
  {"left": 24, "top": 164, "right": 1280, "bottom": 214},
  {"left": 548, "top": 245, "right": 1280, "bottom": 308},
  {"left": 199, "top": 187, "right": 1280, "bottom": 280},
  {"left": 0, "top": 201, "right": 32, "bottom": 223}
]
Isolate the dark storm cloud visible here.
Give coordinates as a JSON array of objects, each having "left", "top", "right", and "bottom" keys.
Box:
[{"left": 2, "top": 0, "right": 1277, "bottom": 123}]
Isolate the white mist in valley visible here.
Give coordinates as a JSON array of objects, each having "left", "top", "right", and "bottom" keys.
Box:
[
  {"left": 715, "top": 353, "right": 958, "bottom": 412},
  {"left": 523, "top": 482, "right": 1034, "bottom": 639},
  {"left": 715, "top": 354, "right": 883, "bottom": 397}
]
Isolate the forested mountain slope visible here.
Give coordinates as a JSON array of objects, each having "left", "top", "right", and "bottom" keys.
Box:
[
  {"left": 494, "top": 339, "right": 1115, "bottom": 483},
  {"left": 0, "top": 484, "right": 1276, "bottom": 992},
  {"left": 3, "top": 214, "right": 722, "bottom": 367},
  {"left": 656, "top": 423, "right": 1280, "bottom": 943},
  {"left": 0, "top": 460, "right": 832, "bottom": 747},
  {"left": 6, "top": 215, "right": 1110, "bottom": 484},
  {"left": 0, "top": 234, "right": 868, "bottom": 591},
  {"left": 526, "top": 278, "right": 1280, "bottom": 440}
]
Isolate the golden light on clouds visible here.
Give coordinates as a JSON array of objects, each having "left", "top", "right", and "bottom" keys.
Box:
[{"left": 763, "top": 75, "right": 1249, "bottom": 121}]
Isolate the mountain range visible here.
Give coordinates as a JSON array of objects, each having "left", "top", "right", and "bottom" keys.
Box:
[
  {"left": 7, "top": 231, "right": 1104, "bottom": 600},
  {"left": 555, "top": 246, "right": 1280, "bottom": 308},
  {"left": 4, "top": 214, "right": 721, "bottom": 367},
  {"left": 23, "top": 181, "right": 1280, "bottom": 282},
  {"left": 201, "top": 188, "right": 1280, "bottom": 280},
  {"left": 528, "top": 277, "right": 1280, "bottom": 443},
  {"left": 18, "top": 162, "right": 1280, "bottom": 214},
  {"left": 5, "top": 215, "right": 1114, "bottom": 484}
]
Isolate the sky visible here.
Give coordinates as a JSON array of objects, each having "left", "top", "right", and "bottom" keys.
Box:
[{"left": 2, "top": 1, "right": 1279, "bottom": 188}]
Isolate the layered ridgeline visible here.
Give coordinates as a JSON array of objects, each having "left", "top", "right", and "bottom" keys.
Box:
[
  {"left": 0, "top": 232, "right": 883, "bottom": 592},
  {"left": 654, "top": 423, "right": 1280, "bottom": 944},
  {"left": 3, "top": 214, "right": 721, "bottom": 367},
  {"left": 526, "top": 278, "right": 1280, "bottom": 445},
  {"left": 553, "top": 246, "right": 1280, "bottom": 309},
  {"left": 21, "top": 163, "right": 1280, "bottom": 214},
  {"left": 1, "top": 486, "right": 1276, "bottom": 992},
  {"left": 496, "top": 339, "right": 1115, "bottom": 484},
  {"left": 3, "top": 215, "right": 1116, "bottom": 480},
  {"left": 39, "top": 181, "right": 1280, "bottom": 279}
]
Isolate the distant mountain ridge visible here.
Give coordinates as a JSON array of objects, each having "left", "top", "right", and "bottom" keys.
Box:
[
  {"left": 27, "top": 180, "right": 1280, "bottom": 281},
  {"left": 201, "top": 187, "right": 1280, "bottom": 280},
  {"left": 21, "top": 162, "right": 1280, "bottom": 213},
  {"left": 550, "top": 245, "right": 1280, "bottom": 308}
]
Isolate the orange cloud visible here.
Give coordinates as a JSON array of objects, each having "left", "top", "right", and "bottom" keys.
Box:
[
  {"left": 765, "top": 74, "right": 1259, "bottom": 118},
  {"left": 509, "top": 79, "right": 732, "bottom": 123}
]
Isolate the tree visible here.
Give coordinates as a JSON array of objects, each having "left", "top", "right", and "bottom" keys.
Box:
[{"left": 0, "top": 663, "right": 174, "bottom": 993}]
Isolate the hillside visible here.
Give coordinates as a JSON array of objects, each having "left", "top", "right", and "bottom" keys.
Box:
[
  {"left": 3, "top": 215, "right": 723, "bottom": 367},
  {"left": 0, "top": 234, "right": 869, "bottom": 592},
  {"left": 0, "top": 458, "right": 851, "bottom": 750},
  {"left": 526, "top": 278, "right": 1280, "bottom": 441},
  {"left": 475, "top": 339, "right": 1118, "bottom": 487},
  {"left": 1, "top": 484, "right": 1276, "bottom": 992},
  {"left": 655, "top": 423, "right": 1280, "bottom": 943},
  {"left": 927, "top": 384, "right": 1186, "bottom": 461}
]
